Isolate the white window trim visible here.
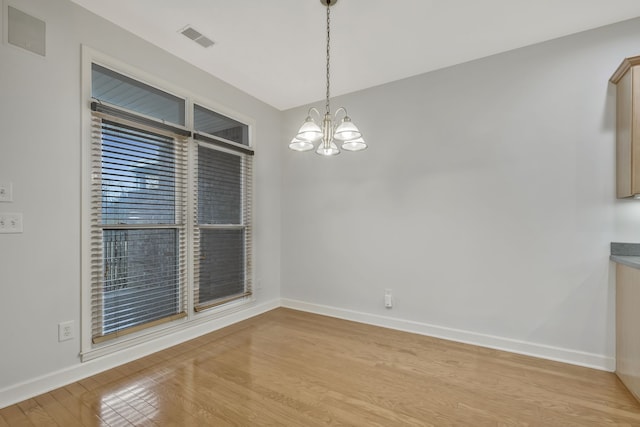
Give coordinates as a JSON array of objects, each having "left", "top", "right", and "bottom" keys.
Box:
[{"left": 80, "top": 45, "right": 256, "bottom": 362}]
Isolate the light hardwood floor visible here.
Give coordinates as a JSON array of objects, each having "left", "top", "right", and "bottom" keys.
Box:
[{"left": 2, "top": 308, "right": 640, "bottom": 426}]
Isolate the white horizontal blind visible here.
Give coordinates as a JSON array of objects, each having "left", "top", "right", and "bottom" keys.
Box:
[
  {"left": 90, "top": 113, "right": 188, "bottom": 343},
  {"left": 194, "top": 142, "right": 253, "bottom": 311}
]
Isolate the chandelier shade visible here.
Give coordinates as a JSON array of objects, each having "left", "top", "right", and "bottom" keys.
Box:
[
  {"left": 295, "top": 116, "right": 323, "bottom": 142},
  {"left": 289, "top": 137, "right": 315, "bottom": 152},
  {"left": 341, "top": 137, "right": 367, "bottom": 152},
  {"left": 316, "top": 140, "right": 340, "bottom": 156},
  {"left": 333, "top": 116, "right": 362, "bottom": 141},
  {"left": 289, "top": 0, "right": 367, "bottom": 157}
]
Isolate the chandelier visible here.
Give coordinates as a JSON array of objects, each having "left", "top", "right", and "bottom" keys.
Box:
[{"left": 289, "top": 0, "right": 367, "bottom": 156}]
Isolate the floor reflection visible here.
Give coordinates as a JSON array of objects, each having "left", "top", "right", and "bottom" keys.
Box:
[{"left": 100, "top": 381, "right": 159, "bottom": 425}]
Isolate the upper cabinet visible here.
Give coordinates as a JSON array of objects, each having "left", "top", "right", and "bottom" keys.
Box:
[{"left": 611, "top": 56, "right": 640, "bottom": 199}]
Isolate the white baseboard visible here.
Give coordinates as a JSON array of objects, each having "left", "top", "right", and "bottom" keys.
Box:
[
  {"left": 280, "top": 298, "right": 615, "bottom": 372},
  {"left": 0, "top": 298, "right": 280, "bottom": 410}
]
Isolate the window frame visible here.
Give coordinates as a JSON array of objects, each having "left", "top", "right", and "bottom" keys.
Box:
[{"left": 81, "top": 46, "right": 255, "bottom": 361}]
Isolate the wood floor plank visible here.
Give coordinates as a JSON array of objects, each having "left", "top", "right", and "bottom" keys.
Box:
[
  {"left": 3, "top": 307, "right": 640, "bottom": 425},
  {"left": 0, "top": 404, "right": 34, "bottom": 427},
  {"left": 50, "top": 383, "right": 107, "bottom": 425},
  {"left": 17, "top": 398, "right": 58, "bottom": 427},
  {"left": 33, "top": 393, "right": 81, "bottom": 427}
]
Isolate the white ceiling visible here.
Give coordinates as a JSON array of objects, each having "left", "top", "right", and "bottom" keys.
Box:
[{"left": 71, "top": 0, "right": 640, "bottom": 111}]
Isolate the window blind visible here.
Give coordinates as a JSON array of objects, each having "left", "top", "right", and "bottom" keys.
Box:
[
  {"left": 90, "top": 113, "right": 188, "bottom": 343},
  {"left": 194, "top": 142, "right": 253, "bottom": 311}
]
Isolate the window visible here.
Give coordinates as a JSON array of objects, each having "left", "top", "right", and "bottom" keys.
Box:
[
  {"left": 194, "top": 104, "right": 248, "bottom": 145},
  {"left": 194, "top": 104, "right": 253, "bottom": 310},
  {"left": 92, "top": 63, "right": 185, "bottom": 125},
  {"left": 87, "top": 62, "right": 253, "bottom": 347},
  {"left": 89, "top": 115, "right": 189, "bottom": 343}
]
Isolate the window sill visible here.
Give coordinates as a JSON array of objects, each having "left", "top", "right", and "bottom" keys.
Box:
[{"left": 81, "top": 296, "right": 255, "bottom": 362}]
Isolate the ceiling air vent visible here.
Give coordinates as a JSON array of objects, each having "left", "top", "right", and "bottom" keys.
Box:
[{"left": 180, "top": 26, "right": 214, "bottom": 48}]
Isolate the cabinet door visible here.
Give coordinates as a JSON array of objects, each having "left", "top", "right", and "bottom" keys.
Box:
[
  {"left": 616, "top": 263, "right": 640, "bottom": 400},
  {"left": 611, "top": 56, "right": 640, "bottom": 198}
]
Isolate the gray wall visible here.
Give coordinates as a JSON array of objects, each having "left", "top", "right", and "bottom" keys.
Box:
[
  {"left": 282, "top": 17, "right": 640, "bottom": 368},
  {"left": 0, "top": 0, "right": 281, "bottom": 399}
]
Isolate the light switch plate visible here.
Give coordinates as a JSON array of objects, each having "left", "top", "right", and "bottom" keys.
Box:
[{"left": 0, "top": 182, "right": 13, "bottom": 202}]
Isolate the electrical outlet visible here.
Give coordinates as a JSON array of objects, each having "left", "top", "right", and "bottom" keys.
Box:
[
  {"left": 384, "top": 289, "right": 393, "bottom": 308},
  {"left": 58, "top": 321, "right": 74, "bottom": 342},
  {"left": 0, "top": 182, "right": 12, "bottom": 202},
  {"left": 0, "top": 212, "right": 23, "bottom": 233}
]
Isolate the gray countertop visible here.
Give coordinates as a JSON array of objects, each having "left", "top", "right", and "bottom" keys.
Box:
[
  {"left": 610, "top": 255, "right": 640, "bottom": 269},
  {"left": 611, "top": 242, "right": 640, "bottom": 269}
]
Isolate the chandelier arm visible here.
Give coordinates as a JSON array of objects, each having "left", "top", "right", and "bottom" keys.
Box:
[
  {"left": 333, "top": 106, "right": 348, "bottom": 121},
  {"left": 307, "top": 107, "right": 321, "bottom": 120}
]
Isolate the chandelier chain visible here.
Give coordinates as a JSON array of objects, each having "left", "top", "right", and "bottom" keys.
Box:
[{"left": 325, "top": 3, "right": 331, "bottom": 115}]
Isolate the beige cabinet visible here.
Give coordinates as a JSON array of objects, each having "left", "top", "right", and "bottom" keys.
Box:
[
  {"left": 616, "top": 263, "right": 640, "bottom": 401},
  {"left": 611, "top": 56, "right": 640, "bottom": 198}
]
